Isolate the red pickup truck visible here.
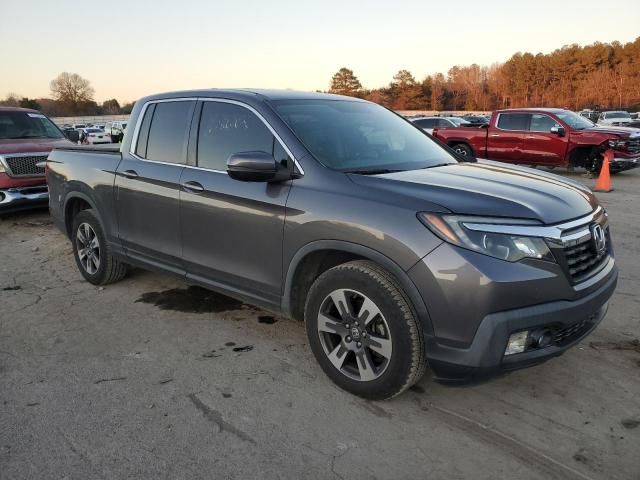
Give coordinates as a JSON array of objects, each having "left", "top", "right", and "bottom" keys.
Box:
[
  {"left": 0, "top": 107, "right": 73, "bottom": 215},
  {"left": 433, "top": 108, "right": 640, "bottom": 173}
]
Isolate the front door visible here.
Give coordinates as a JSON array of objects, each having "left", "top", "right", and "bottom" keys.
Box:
[
  {"left": 180, "top": 100, "right": 292, "bottom": 306},
  {"left": 115, "top": 100, "right": 195, "bottom": 273}
]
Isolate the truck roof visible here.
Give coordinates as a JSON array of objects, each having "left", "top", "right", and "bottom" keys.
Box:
[
  {"left": 0, "top": 106, "right": 42, "bottom": 114},
  {"left": 138, "top": 88, "right": 366, "bottom": 104},
  {"left": 494, "top": 107, "right": 570, "bottom": 114}
]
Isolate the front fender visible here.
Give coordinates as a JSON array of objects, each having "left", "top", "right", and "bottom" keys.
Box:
[{"left": 282, "top": 239, "right": 435, "bottom": 336}]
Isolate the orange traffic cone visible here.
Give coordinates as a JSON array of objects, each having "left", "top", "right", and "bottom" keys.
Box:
[{"left": 593, "top": 149, "right": 613, "bottom": 192}]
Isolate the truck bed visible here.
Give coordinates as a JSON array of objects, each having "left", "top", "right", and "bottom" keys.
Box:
[{"left": 47, "top": 145, "right": 123, "bottom": 237}]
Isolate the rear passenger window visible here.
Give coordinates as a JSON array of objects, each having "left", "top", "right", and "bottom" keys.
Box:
[
  {"left": 497, "top": 113, "right": 530, "bottom": 131},
  {"left": 135, "top": 104, "right": 155, "bottom": 158},
  {"left": 197, "top": 102, "right": 274, "bottom": 171},
  {"left": 144, "top": 101, "right": 195, "bottom": 163}
]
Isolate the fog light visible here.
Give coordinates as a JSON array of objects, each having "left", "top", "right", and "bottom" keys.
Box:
[
  {"left": 505, "top": 331, "right": 528, "bottom": 355},
  {"left": 529, "top": 329, "right": 554, "bottom": 349}
]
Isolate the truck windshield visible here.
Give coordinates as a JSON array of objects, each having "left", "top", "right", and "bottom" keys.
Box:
[
  {"left": 0, "top": 111, "right": 64, "bottom": 140},
  {"left": 273, "top": 100, "right": 457, "bottom": 172},
  {"left": 554, "top": 111, "right": 595, "bottom": 130}
]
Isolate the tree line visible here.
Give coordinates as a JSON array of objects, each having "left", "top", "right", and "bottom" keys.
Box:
[
  {"left": 3, "top": 38, "right": 639, "bottom": 117},
  {"left": 328, "top": 37, "right": 640, "bottom": 111},
  {"left": 1, "top": 72, "right": 134, "bottom": 117}
]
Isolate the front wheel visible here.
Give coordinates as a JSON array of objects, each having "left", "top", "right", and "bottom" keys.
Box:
[
  {"left": 304, "top": 260, "right": 426, "bottom": 400},
  {"left": 452, "top": 143, "right": 472, "bottom": 157},
  {"left": 72, "top": 209, "right": 128, "bottom": 285}
]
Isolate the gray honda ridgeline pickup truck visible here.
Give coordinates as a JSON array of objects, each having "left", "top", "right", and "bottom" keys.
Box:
[{"left": 46, "top": 90, "right": 617, "bottom": 399}]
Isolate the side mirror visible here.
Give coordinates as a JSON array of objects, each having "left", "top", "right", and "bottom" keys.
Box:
[
  {"left": 550, "top": 125, "right": 565, "bottom": 137},
  {"left": 227, "top": 151, "right": 290, "bottom": 182}
]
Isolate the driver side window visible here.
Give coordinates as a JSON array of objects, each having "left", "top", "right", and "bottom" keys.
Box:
[
  {"left": 529, "top": 114, "right": 560, "bottom": 133},
  {"left": 197, "top": 102, "right": 275, "bottom": 171}
]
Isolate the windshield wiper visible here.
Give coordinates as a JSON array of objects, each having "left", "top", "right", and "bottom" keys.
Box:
[
  {"left": 7, "top": 135, "right": 45, "bottom": 139},
  {"left": 420, "top": 163, "right": 456, "bottom": 169},
  {"left": 344, "top": 168, "right": 404, "bottom": 175}
]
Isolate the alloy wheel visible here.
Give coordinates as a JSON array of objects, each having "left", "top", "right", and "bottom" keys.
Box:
[
  {"left": 76, "top": 222, "right": 100, "bottom": 275},
  {"left": 317, "top": 289, "right": 392, "bottom": 381}
]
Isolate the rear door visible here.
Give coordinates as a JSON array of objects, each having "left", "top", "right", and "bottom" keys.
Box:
[
  {"left": 115, "top": 99, "right": 196, "bottom": 273},
  {"left": 179, "top": 99, "right": 292, "bottom": 306},
  {"left": 486, "top": 113, "right": 528, "bottom": 162},
  {"left": 520, "top": 113, "right": 568, "bottom": 166}
]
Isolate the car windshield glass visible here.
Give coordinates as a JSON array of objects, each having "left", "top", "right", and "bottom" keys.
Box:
[
  {"left": 0, "top": 111, "right": 64, "bottom": 140},
  {"left": 273, "top": 100, "right": 457, "bottom": 172},
  {"left": 554, "top": 111, "right": 594, "bottom": 130},
  {"left": 606, "top": 111, "right": 630, "bottom": 119},
  {"left": 86, "top": 129, "right": 101, "bottom": 133}
]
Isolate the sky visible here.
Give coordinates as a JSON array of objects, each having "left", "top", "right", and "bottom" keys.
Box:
[{"left": 1, "top": 0, "right": 639, "bottom": 103}]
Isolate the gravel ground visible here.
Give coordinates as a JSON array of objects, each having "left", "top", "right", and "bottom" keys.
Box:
[{"left": 1, "top": 169, "right": 639, "bottom": 480}]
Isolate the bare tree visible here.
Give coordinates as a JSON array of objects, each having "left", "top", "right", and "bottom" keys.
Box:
[
  {"left": 0, "top": 92, "right": 21, "bottom": 107},
  {"left": 50, "top": 72, "right": 95, "bottom": 104}
]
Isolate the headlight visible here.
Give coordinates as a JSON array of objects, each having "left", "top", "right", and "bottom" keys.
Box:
[
  {"left": 608, "top": 139, "right": 627, "bottom": 149},
  {"left": 418, "top": 213, "right": 555, "bottom": 263}
]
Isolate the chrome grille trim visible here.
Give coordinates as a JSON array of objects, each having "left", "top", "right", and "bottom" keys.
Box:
[{"left": 0, "top": 152, "right": 50, "bottom": 177}]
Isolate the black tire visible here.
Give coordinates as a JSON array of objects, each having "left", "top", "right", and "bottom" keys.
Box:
[
  {"left": 304, "top": 260, "right": 426, "bottom": 400},
  {"left": 71, "top": 209, "right": 127, "bottom": 285},
  {"left": 451, "top": 143, "right": 472, "bottom": 157}
]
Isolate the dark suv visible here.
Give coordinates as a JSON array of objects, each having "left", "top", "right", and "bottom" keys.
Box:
[{"left": 47, "top": 90, "right": 617, "bottom": 399}]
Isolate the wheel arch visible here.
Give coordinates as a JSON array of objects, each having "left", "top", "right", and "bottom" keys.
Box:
[
  {"left": 566, "top": 144, "right": 602, "bottom": 168},
  {"left": 447, "top": 140, "right": 475, "bottom": 156},
  {"left": 282, "top": 240, "right": 434, "bottom": 336},
  {"left": 63, "top": 190, "right": 103, "bottom": 239}
]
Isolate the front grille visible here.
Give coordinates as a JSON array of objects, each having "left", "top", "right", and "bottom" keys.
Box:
[
  {"left": 627, "top": 138, "right": 640, "bottom": 154},
  {"left": 562, "top": 234, "right": 608, "bottom": 283},
  {"left": 4, "top": 155, "right": 47, "bottom": 177},
  {"left": 554, "top": 318, "right": 590, "bottom": 346}
]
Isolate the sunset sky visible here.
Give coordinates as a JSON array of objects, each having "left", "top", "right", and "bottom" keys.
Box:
[{"left": 2, "top": 0, "right": 639, "bottom": 103}]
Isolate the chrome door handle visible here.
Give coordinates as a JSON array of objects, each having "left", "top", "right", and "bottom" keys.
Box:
[
  {"left": 182, "top": 181, "right": 204, "bottom": 193},
  {"left": 123, "top": 169, "right": 138, "bottom": 179},
  {"left": 489, "top": 134, "right": 500, "bottom": 137}
]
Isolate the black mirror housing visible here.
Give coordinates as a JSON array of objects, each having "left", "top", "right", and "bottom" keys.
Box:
[{"left": 227, "top": 151, "right": 290, "bottom": 182}]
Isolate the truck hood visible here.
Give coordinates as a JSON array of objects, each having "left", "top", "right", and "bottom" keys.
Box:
[
  {"left": 348, "top": 161, "right": 598, "bottom": 225},
  {"left": 0, "top": 138, "right": 73, "bottom": 155},
  {"left": 586, "top": 125, "right": 640, "bottom": 137}
]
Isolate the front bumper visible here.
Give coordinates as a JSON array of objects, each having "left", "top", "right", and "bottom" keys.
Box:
[
  {"left": 0, "top": 185, "right": 49, "bottom": 215},
  {"left": 610, "top": 156, "right": 640, "bottom": 172},
  {"left": 423, "top": 264, "right": 617, "bottom": 381}
]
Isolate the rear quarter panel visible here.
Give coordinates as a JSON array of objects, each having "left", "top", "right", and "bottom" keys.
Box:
[{"left": 47, "top": 148, "right": 122, "bottom": 245}]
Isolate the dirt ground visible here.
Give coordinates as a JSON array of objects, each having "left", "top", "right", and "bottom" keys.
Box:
[{"left": 1, "top": 169, "right": 639, "bottom": 480}]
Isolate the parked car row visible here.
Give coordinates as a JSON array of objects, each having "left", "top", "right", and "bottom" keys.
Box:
[{"left": 58, "top": 120, "right": 128, "bottom": 144}]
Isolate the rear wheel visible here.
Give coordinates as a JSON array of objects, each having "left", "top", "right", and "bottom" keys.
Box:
[
  {"left": 72, "top": 209, "right": 127, "bottom": 285},
  {"left": 305, "top": 260, "right": 426, "bottom": 400},
  {"left": 451, "top": 143, "right": 472, "bottom": 157}
]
